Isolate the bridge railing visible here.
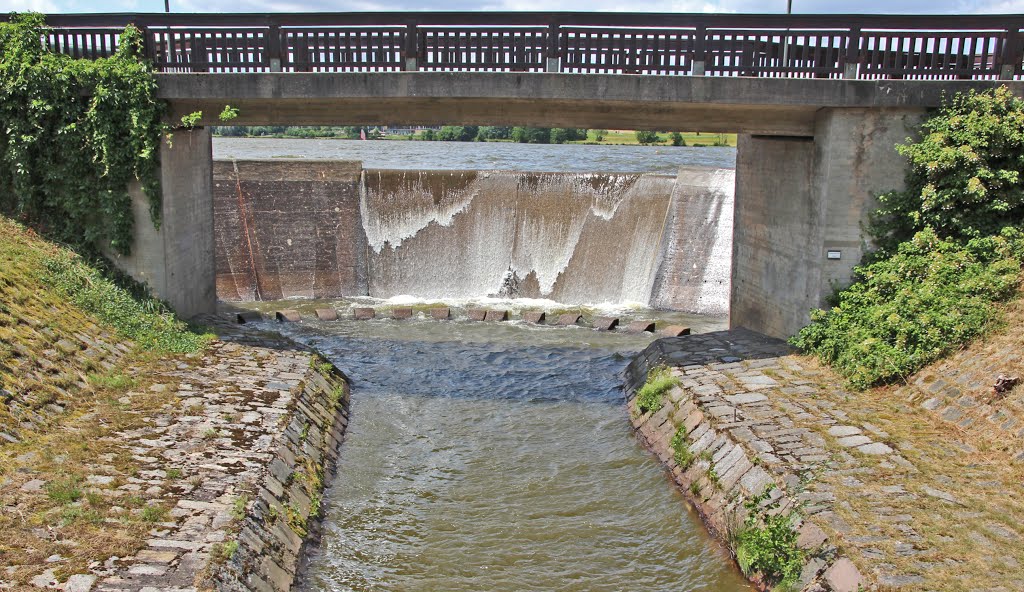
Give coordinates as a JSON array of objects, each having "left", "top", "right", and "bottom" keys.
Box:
[{"left": 16, "top": 12, "right": 1024, "bottom": 80}]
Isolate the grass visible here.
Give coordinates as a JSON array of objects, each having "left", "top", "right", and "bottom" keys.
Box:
[
  {"left": 634, "top": 366, "right": 681, "bottom": 415},
  {"left": 0, "top": 214, "right": 200, "bottom": 585},
  {"left": 570, "top": 129, "right": 737, "bottom": 147}
]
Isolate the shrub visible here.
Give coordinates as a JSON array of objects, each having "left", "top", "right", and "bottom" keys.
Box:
[
  {"left": 670, "top": 132, "right": 686, "bottom": 146},
  {"left": 871, "top": 86, "right": 1024, "bottom": 252},
  {"left": 634, "top": 366, "right": 680, "bottom": 415},
  {"left": 635, "top": 130, "right": 661, "bottom": 145},
  {"left": 795, "top": 87, "right": 1024, "bottom": 388},
  {"left": 793, "top": 227, "right": 1024, "bottom": 388},
  {"left": 0, "top": 14, "right": 164, "bottom": 255}
]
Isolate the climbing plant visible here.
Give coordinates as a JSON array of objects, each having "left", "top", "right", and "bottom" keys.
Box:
[{"left": 0, "top": 12, "right": 164, "bottom": 255}]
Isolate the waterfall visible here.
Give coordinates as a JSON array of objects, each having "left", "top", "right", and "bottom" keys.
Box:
[
  {"left": 361, "top": 170, "right": 678, "bottom": 306},
  {"left": 213, "top": 160, "right": 735, "bottom": 314}
]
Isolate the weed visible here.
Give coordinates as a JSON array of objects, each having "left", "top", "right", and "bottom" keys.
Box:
[
  {"left": 284, "top": 503, "right": 307, "bottom": 537},
  {"left": 670, "top": 425, "right": 695, "bottom": 469},
  {"left": 166, "top": 468, "right": 182, "bottom": 480},
  {"left": 45, "top": 477, "right": 82, "bottom": 504},
  {"left": 634, "top": 366, "right": 680, "bottom": 415},
  {"left": 88, "top": 372, "right": 136, "bottom": 389},
  {"left": 141, "top": 504, "right": 168, "bottom": 523},
  {"left": 231, "top": 494, "right": 249, "bottom": 521},
  {"left": 734, "top": 488, "right": 804, "bottom": 589},
  {"left": 689, "top": 481, "right": 701, "bottom": 496}
]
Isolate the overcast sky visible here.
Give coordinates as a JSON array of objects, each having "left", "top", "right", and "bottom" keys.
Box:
[{"left": 3, "top": 0, "right": 1021, "bottom": 17}]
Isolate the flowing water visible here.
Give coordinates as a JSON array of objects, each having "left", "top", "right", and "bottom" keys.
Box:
[
  {"left": 213, "top": 137, "right": 737, "bottom": 173},
  {"left": 240, "top": 300, "right": 751, "bottom": 592}
]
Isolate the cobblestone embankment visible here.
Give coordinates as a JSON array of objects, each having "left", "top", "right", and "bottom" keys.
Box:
[
  {"left": 90, "top": 328, "right": 350, "bottom": 592},
  {"left": 626, "top": 328, "right": 1024, "bottom": 591}
]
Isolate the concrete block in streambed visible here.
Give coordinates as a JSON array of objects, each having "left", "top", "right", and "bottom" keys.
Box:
[
  {"left": 593, "top": 317, "right": 619, "bottom": 331},
  {"left": 556, "top": 313, "right": 583, "bottom": 326},
  {"left": 430, "top": 307, "right": 451, "bottom": 320},
  {"left": 353, "top": 307, "right": 375, "bottom": 320},
  {"left": 484, "top": 310, "right": 509, "bottom": 322},
  {"left": 276, "top": 310, "right": 301, "bottom": 323},
  {"left": 467, "top": 309, "right": 488, "bottom": 321},
  {"left": 625, "top": 320, "right": 656, "bottom": 333},
  {"left": 315, "top": 308, "right": 339, "bottom": 321},
  {"left": 522, "top": 311, "right": 546, "bottom": 324},
  {"left": 660, "top": 325, "right": 691, "bottom": 337},
  {"left": 391, "top": 307, "right": 414, "bottom": 320},
  {"left": 235, "top": 311, "right": 263, "bottom": 324}
]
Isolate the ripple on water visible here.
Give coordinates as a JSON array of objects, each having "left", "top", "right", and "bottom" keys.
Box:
[{"left": 263, "top": 321, "right": 751, "bottom": 592}]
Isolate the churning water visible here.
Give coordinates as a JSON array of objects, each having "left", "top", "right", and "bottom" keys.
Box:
[{"left": 243, "top": 303, "right": 750, "bottom": 592}]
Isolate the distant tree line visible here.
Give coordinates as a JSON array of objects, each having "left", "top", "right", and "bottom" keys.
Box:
[{"left": 433, "top": 126, "right": 588, "bottom": 144}]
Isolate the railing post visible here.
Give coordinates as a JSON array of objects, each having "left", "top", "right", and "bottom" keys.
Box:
[
  {"left": 1000, "top": 28, "right": 1021, "bottom": 80},
  {"left": 404, "top": 24, "right": 419, "bottom": 71},
  {"left": 267, "top": 25, "right": 282, "bottom": 72},
  {"left": 546, "top": 23, "right": 560, "bottom": 72},
  {"left": 843, "top": 27, "right": 860, "bottom": 79},
  {"left": 691, "top": 24, "right": 706, "bottom": 76}
]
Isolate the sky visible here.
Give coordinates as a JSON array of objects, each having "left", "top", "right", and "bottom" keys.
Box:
[{"left": 2, "top": 0, "right": 1022, "bottom": 16}]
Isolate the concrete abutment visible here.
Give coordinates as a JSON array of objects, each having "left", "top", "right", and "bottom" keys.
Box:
[
  {"left": 109, "top": 127, "right": 217, "bottom": 319},
  {"left": 730, "top": 107, "right": 925, "bottom": 338}
]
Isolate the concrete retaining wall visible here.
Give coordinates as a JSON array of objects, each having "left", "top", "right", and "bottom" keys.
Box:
[{"left": 213, "top": 353, "right": 351, "bottom": 592}]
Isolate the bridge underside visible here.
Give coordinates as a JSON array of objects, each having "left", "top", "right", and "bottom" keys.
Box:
[
  {"left": 158, "top": 73, "right": 1019, "bottom": 136},
  {"left": 131, "top": 74, "right": 1024, "bottom": 337}
]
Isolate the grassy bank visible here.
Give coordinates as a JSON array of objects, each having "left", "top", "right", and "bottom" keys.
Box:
[{"left": 0, "top": 216, "right": 211, "bottom": 584}]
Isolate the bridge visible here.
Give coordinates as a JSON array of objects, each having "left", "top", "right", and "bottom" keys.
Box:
[{"left": 22, "top": 12, "right": 1024, "bottom": 338}]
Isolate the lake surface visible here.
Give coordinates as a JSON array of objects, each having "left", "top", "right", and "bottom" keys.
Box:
[
  {"left": 242, "top": 301, "right": 750, "bottom": 592},
  {"left": 213, "top": 137, "right": 737, "bottom": 173}
]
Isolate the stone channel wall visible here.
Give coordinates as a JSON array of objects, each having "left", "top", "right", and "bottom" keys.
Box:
[
  {"left": 624, "top": 330, "right": 861, "bottom": 592},
  {"left": 213, "top": 349, "right": 351, "bottom": 592}
]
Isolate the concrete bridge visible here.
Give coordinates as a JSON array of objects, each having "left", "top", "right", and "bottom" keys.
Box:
[{"left": 27, "top": 12, "right": 1024, "bottom": 338}]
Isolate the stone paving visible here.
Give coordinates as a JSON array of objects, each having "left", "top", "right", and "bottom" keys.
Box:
[
  {"left": 628, "top": 329, "right": 1024, "bottom": 591},
  {"left": 3, "top": 323, "right": 342, "bottom": 592}
]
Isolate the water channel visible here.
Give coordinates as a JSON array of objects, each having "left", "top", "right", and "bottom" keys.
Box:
[{"left": 222, "top": 139, "right": 748, "bottom": 590}]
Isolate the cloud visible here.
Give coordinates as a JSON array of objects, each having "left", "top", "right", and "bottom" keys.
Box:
[{"left": 3, "top": 0, "right": 59, "bottom": 11}]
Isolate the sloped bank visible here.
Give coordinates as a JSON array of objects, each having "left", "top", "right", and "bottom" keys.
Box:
[
  {"left": 624, "top": 329, "right": 862, "bottom": 592},
  {"left": 211, "top": 333, "right": 351, "bottom": 592}
]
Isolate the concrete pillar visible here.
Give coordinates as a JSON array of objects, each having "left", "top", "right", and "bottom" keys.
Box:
[
  {"left": 730, "top": 107, "right": 925, "bottom": 339},
  {"left": 691, "top": 60, "right": 705, "bottom": 76},
  {"left": 108, "top": 128, "right": 216, "bottom": 319},
  {"left": 405, "top": 57, "right": 418, "bottom": 72},
  {"left": 546, "top": 57, "right": 560, "bottom": 73}
]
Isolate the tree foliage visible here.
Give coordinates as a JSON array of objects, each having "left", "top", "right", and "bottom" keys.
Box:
[
  {"left": 871, "top": 86, "right": 1024, "bottom": 252},
  {"left": 0, "top": 13, "right": 165, "bottom": 255},
  {"left": 794, "top": 87, "right": 1024, "bottom": 389}
]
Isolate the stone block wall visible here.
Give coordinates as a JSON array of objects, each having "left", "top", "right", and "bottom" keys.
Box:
[
  {"left": 625, "top": 331, "right": 861, "bottom": 592},
  {"left": 213, "top": 354, "right": 351, "bottom": 592}
]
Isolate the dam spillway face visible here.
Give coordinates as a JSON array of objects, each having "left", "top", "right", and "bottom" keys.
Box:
[{"left": 213, "top": 160, "right": 734, "bottom": 314}]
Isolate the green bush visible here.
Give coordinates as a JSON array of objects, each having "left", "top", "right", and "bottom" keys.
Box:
[
  {"left": 871, "top": 87, "right": 1024, "bottom": 252},
  {"left": 793, "top": 227, "right": 1023, "bottom": 389},
  {"left": 735, "top": 507, "right": 804, "bottom": 589},
  {"left": 635, "top": 130, "right": 661, "bottom": 145},
  {"left": 795, "top": 87, "right": 1024, "bottom": 389},
  {"left": 634, "top": 366, "right": 680, "bottom": 415},
  {"left": 0, "top": 13, "right": 164, "bottom": 255},
  {"left": 43, "top": 249, "right": 211, "bottom": 353}
]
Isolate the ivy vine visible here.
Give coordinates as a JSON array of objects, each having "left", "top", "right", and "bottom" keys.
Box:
[{"left": 0, "top": 12, "right": 164, "bottom": 255}]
